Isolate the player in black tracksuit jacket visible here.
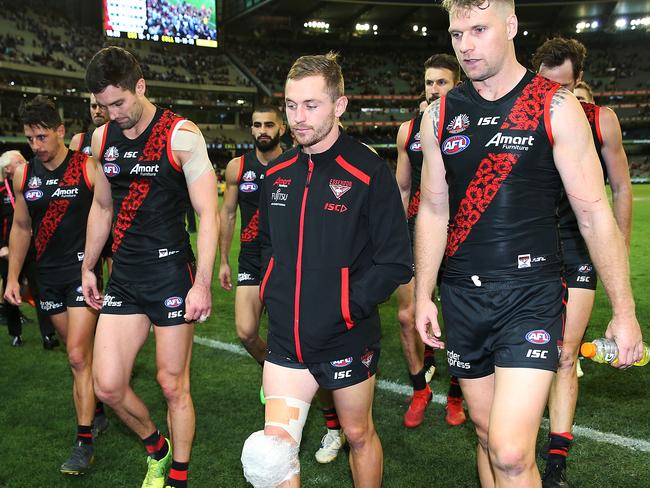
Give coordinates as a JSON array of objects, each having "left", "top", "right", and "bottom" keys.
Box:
[{"left": 258, "top": 130, "right": 412, "bottom": 366}]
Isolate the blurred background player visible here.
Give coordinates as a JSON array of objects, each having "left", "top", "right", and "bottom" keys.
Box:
[
  {"left": 83, "top": 46, "right": 218, "bottom": 488},
  {"left": 5, "top": 95, "right": 102, "bottom": 475},
  {"left": 395, "top": 53, "right": 466, "bottom": 428},
  {"left": 533, "top": 36, "right": 633, "bottom": 488},
  {"left": 0, "top": 150, "right": 59, "bottom": 349}
]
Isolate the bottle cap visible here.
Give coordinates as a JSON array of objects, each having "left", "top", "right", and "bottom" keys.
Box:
[{"left": 580, "top": 342, "right": 597, "bottom": 358}]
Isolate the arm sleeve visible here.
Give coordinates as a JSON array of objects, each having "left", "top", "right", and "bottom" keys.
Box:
[{"left": 349, "top": 161, "right": 413, "bottom": 318}]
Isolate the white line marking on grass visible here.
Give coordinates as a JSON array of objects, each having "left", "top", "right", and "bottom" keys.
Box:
[{"left": 194, "top": 335, "right": 650, "bottom": 453}]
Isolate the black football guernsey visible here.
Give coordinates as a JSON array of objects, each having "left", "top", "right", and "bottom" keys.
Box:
[
  {"left": 404, "top": 113, "right": 424, "bottom": 234},
  {"left": 22, "top": 150, "right": 92, "bottom": 276},
  {"left": 78, "top": 131, "right": 93, "bottom": 155},
  {"left": 557, "top": 101, "right": 607, "bottom": 256},
  {"left": 99, "top": 108, "right": 194, "bottom": 267},
  {"left": 438, "top": 71, "right": 563, "bottom": 282},
  {"left": 237, "top": 150, "right": 266, "bottom": 254}
]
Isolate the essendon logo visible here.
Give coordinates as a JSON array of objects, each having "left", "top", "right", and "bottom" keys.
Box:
[
  {"left": 446, "top": 114, "right": 470, "bottom": 134},
  {"left": 525, "top": 330, "right": 551, "bottom": 345},
  {"left": 103, "top": 163, "right": 121, "bottom": 177},
  {"left": 104, "top": 146, "right": 119, "bottom": 162},
  {"left": 329, "top": 179, "right": 352, "bottom": 199},
  {"left": 273, "top": 177, "right": 291, "bottom": 187},
  {"left": 442, "top": 135, "right": 470, "bottom": 155},
  {"left": 361, "top": 350, "right": 374, "bottom": 368},
  {"left": 330, "top": 357, "right": 353, "bottom": 368},
  {"left": 164, "top": 296, "right": 184, "bottom": 309}
]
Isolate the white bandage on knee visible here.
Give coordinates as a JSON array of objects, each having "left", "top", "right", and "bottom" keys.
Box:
[
  {"left": 264, "top": 396, "right": 311, "bottom": 444},
  {"left": 170, "top": 122, "right": 214, "bottom": 186},
  {"left": 241, "top": 431, "right": 300, "bottom": 488}
]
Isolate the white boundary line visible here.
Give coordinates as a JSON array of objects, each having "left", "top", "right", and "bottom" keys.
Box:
[{"left": 193, "top": 335, "right": 650, "bottom": 453}]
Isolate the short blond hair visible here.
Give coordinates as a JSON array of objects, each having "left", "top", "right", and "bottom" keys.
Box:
[
  {"left": 0, "top": 150, "right": 26, "bottom": 168},
  {"left": 442, "top": 0, "right": 514, "bottom": 13},
  {"left": 575, "top": 81, "right": 595, "bottom": 102},
  {"left": 286, "top": 52, "right": 344, "bottom": 101}
]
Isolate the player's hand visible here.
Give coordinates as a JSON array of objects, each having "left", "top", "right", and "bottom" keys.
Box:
[
  {"left": 185, "top": 282, "right": 211, "bottom": 323},
  {"left": 82, "top": 266, "right": 103, "bottom": 310},
  {"left": 605, "top": 314, "right": 643, "bottom": 368},
  {"left": 4, "top": 279, "right": 22, "bottom": 305},
  {"left": 219, "top": 263, "right": 232, "bottom": 291},
  {"left": 0, "top": 246, "right": 8, "bottom": 259},
  {"left": 415, "top": 298, "right": 445, "bottom": 349}
]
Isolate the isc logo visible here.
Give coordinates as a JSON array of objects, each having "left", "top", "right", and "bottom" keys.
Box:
[
  {"left": 334, "top": 370, "right": 352, "bottom": 380},
  {"left": 124, "top": 151, "right": 139, "bottom": 158},
  {"left": 576, "top": 276, "right": 590, "bottom": 283},
  {"left": 525, "top": 330, "right": 551, "bottom": 345},
  {"left": 324, "top": 202, "right": 348, "bottom": 213},
  {"left": 478, "top": 116, "right": 500, "bottom": 125},
  {"left": 526, "top": 349, "right": 549, "bottom": 359},
  {"left": 167, "top": 310, "right": 184, "bottom": 319},
  {"left": 442, "top": 135, "right": 470, "bottom": 155}
]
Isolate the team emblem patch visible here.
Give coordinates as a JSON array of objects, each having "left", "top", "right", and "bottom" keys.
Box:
[
  {"left": 242, "top": 170, "right": 256, "bottom": 182},
  {"left": 361, "top": 350, "right": 374, "bottom": 368},
  {"left": 27, "top": 176, "right": 42, "bottom": 188},
  {"left": 104, "top": 146, "right": 119, "bottom": 162},
  {"left": 446, "top": 114, "right": 470, "bottom": 134},
  {"left": 329, "top": 179, "right": 352, "bottom": 199},
  {"left": 330, "top": 357, "right": 353, "bottom": 368}
]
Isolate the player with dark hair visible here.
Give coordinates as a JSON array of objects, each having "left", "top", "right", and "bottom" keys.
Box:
[
  {"left": 533, "top": 36, "right": 633, "bottom": 488},
  {"left": 395, "top": 52, "right": 466, "bottom": 428},
  {"left": 83, "top": 46, "right": 218, "bottom": 488},
  {"left": 241, "top": 52, "right": 412, "bottom": 487},
  {"left": 5, "top": 95, "right": 101, "bottom": 475},
  {"left": 416, "top": 1, "right": 642, "bottom": 486}
]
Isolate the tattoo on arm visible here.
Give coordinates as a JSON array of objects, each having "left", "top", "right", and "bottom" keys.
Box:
[
  {"left": 550, "top": 88, "right": 569, "bottom": 119},
  {"left": 427, "top": 99, "right": 441, "bottom": 141}
]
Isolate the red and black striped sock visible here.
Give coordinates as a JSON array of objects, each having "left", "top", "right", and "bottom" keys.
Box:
[
  {"left": 142, "top": 430, "right": 169, "bottom": 461},
  {"left": 447, "top": 376, "right": 463, "bottom": 398},
  {"left": 323, "top": 408, "right": 341, "bottom": 430},
  {"left": 547, "top": 432, "right": 573, "bottom": 465},
  {"left": 77, "top": 425, "right": 93, "bottom": 445},
  {"left": 165, "top": 460, "right": 189, "bottom": 488},
  {"left": 95, "top": 401, "right": 105, "bottom": 416}
]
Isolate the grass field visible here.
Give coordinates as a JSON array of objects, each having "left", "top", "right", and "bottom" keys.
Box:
[
  {"left": 167, "top": 0, "right": 217, "bottom": 30},
  {"left": 1, "top": 186, "right": 649, "bottom": 487}
]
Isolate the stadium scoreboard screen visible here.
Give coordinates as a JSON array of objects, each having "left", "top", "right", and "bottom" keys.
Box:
[{"left": 104, "top": 0, "right": 218, "bottom": 48}]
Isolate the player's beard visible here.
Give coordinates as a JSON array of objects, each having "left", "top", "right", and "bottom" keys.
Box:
[
  {"left": 254, "top": 132, "right": 281, "bottom": 153},
  {"left": 292, "top": 115, "right": 335, "bottom": 148}
]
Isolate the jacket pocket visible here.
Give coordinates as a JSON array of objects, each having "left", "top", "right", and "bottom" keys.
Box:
[
  {"left": 259, "top": 257, "right": 274, "bottom": 301},
  {"left": 340, "top": 267, "right": 354, "bottom": 330}
]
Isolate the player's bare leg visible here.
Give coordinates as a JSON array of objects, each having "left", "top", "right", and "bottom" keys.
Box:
[{"left": 235, "top": 286, "right": 266, "bottom": 364}]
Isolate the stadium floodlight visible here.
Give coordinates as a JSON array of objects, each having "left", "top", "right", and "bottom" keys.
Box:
[
  {"left": 615, "top": 18, "right": 627, "bottom": 29},
  {"left": 373, "top": 24, "right": 378, "bottom": 31},
  {"left": 523, "top": 30, "right": 528, "bottom": 36},
  {"left": 591, "top": 21, "right": 599, "bottom": 29},
  {"left": 422, "top": 26, "right": 427, "bottom": 33},
  {"left": 413, "top": 25, "right": 419, "bottom": 32}
]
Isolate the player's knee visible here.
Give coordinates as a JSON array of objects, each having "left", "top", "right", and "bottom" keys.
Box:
[
  {"left": 342, "top": 422, "right": 373, "bottom": 450},
  {"left": 66, "top": 346, "right": 90, "bottom": 372},
  {"left": 397, "top": 306, "right": 415, "bottom": 330},
  {"left": 93, "top": 375, "right": 124, "bottom": 406},
  {"left": 156, "top": 369, "right": 189, "bottom": 402},
  {"left": 236, "top": 324, "right": 258, "bottom": 346},
  {"left": 241, "top": 431, "right": 299, "bottom": 488},
  {"left": 488, "top": 443, "right": 532, "bottom": 477}
]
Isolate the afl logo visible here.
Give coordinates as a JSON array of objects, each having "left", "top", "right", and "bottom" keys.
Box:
[
  {"left": 442, "top": 135, "right": 470, "bottom": 155},
  {"left": 25, "top": 189, "right": 43, "bottom": 201},
  {"left": 578, "top": 264, "right": 593, "bottom": 273},
  {"left": 103, "top": 163, "right": 121, "bottom": 177},
  {"left": 409, "top": 141, "right": 422, "bottom": 152},
  {"left": 242, "top": 170, "right": 256, "bottom": 182},
  {"left": 525, "top": 330, "right": 551, "bottom": 345},
  {"left": 330, "top": 357, "right": 353, "bottom": 368},
  {"left": 164, "top": 296, "right": 184, "bottom": 309},
  {"left": 104, "top": 146, "right": 119, "bottom": 162},
  {"left": 240, "top": 182, "right": 258, "bottom": 193}
]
